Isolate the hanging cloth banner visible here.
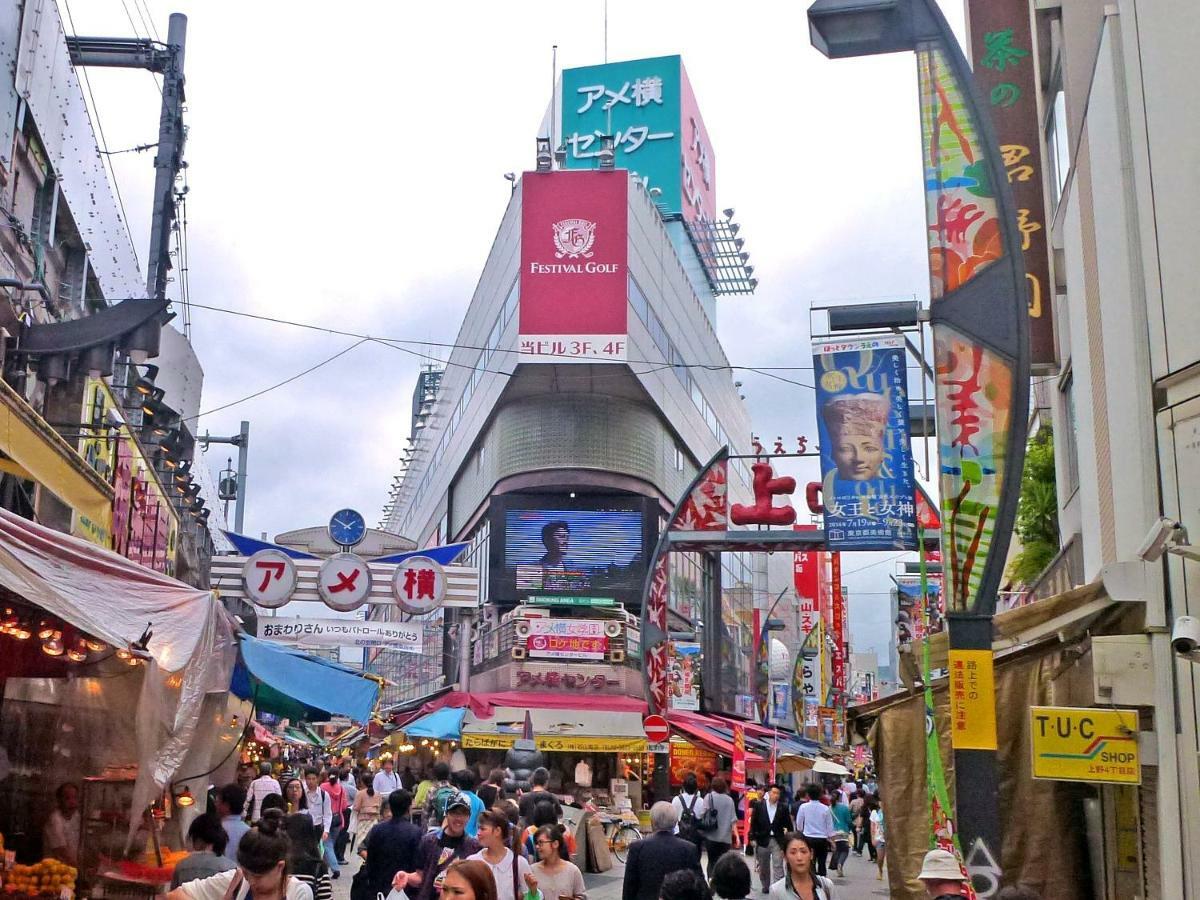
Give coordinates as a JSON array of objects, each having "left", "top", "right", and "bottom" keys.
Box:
[{"left": 812, "top": 335, "right": 917, "bottom": 550}]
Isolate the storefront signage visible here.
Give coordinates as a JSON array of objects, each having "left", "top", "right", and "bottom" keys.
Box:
[
  {"left": 244, "top": 549, "right": 298, "bottom": 608},
  {"left": 812, "top": 335, "right": 917, "bottom": 550},
  {"left": 512, "top": 664, "right": 624, "bottom": 692},
  {"left": 318, "top": 553, "right": 373, "bottom": 612},
  {"left": 669, "top": 742, "right": 719, "bottom": 786},
  {"left": 528, "top": 634, "right": 608, "bottom": 660},
  {"left": 461, "top": 733, "right": 646, "bottom": 752},
  {"left": 793, "top": 524, "right": 821, "bottom": 635},
  {"left": 519, "top": 170, "right": 628, "bottom": 362},
  {"left": 526, "top": 619, "right": 607, "bottom": 637},
  {"left": 260, "top": 616, "right": 422, "bottom": 652},
  {"left": 392, "top": 556, "right": 447, "bottom": 615},
  {"left": 731, "top": 725, "right": 747, "bottom": 792},
  {"left": 948, "top": 649, "right": 998, "bottom": 750},
  {"left": 528, "top": 595, "right": 616, "bottom": 607},
  {"left": 1030, "top": 707, "right": 1140, "bottom": 784},
  {"left": 668, "top": 640, "right": 702, "bottom": 710}
]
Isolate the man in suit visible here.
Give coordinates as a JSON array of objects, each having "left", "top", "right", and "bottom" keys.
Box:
[
  {"left": 622, "top": 802, "right": 703, "bottom": 900},
  {"left": 748, "top": 784, "right": 791, "bottom": 893}
]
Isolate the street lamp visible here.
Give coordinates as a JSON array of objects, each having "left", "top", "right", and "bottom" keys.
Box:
[{"left": 808, "top": 0, "right": 1031, "bottom": 883}]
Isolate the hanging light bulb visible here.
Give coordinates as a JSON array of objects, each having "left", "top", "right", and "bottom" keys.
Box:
[
  {"left": 67, "top": 642, "right": 88, "bottom": 663},
  {"left": 37, "top": 620, "right": 57, "bottom": 640},
  {"left": 42, "top": 636, "right": 65, "bottom": 657},
  {"left": 116, "top": 648, "right": 133, "bottom": 660},
  {"left": 85, "top": 638, "right": 107, "bottom": 652},
  {"left": 13, "top": 624, "right": 31, "bottom": 640},
  {"left": 175, "top": 787, "right": 195, "bottom": 807}
]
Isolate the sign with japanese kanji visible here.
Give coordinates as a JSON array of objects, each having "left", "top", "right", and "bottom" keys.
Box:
[
  {"left": 812, "top": 335, "right": 917, "bottom": 550},
  {"left": 948, "top": 649, "right": 998, "bottom": 750},
  {"left": 519, "top": 170, "right": 628, "bottom": 363},
  {"left": 243, "top": 549, "right": 297, "bottom": 609},
  {"left": 511, "top": 664, "right": 624, "bottom": 692},
  {"left": 527, "top": 633, "right": 608, "bottom": 660},
  {"left": 793, "top": 524, "right": 821, "bottom": 636},
  {"left": 967, "top": 0, "right": 1055, "bottom": 369},
  {"left": 317, "top": 553, "right": 373, "bottom": 612},
  {"left": 732, "top": 724, "right": 747, "bottom": 792},
  {"left": 1030, "top": 706, "right": 1140, "bottom": 784},
  {"left": 260, "top": 616, "right": 422, "bottom": 652},
  {"left": 391, "top": 556, "right": 447, "bottom": 615}
]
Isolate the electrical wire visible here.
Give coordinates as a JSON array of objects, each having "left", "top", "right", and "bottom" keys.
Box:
[{"left": 840, "top": 553, "right": 912, "bottom": 576}]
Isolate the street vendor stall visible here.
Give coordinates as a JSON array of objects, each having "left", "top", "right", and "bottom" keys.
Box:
[{"left": 0, "top": 507, "right": 237, "bottom": 896}]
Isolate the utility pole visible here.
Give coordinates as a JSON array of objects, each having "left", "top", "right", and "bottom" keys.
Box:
[{"left": 203, "top": 420, "right": 250, "bottom": 533}]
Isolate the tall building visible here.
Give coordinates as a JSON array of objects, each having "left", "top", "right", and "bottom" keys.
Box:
[
  {"left": 375, "top": 56, "right": 767, "bottom": 761},
  {"left": 986, "top": 0, "right": 1200, "bottom": 895},
  {"left": 0, "top": 3, "right": 212, "bottom": 582}
]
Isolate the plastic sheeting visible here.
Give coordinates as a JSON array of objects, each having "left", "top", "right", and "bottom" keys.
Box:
[
  {"left": 404, "top": 708, "right": 466, "bottom": 741},
  {"left": 0, "top": 508, "right": 236, "bottom": 840},
  {"left": 233, "top": 635, "right": 380, "bottom": 724}
]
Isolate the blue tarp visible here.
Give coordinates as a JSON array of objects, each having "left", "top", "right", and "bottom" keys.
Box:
[
  {"left": 403, "top": 707, "right": 465, "bottom": 740},
  {"left": 233, "top": 634, "right": 380, "bottom": 724}
]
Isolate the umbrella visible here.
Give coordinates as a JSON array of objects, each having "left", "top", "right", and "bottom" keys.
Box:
[{"left": 812, "top": 758, "right": 851, "bottom": 776}]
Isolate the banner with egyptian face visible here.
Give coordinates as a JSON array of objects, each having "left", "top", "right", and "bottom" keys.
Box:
[{"left": 813, "top": 335, "right": 917, "bottom": 550}]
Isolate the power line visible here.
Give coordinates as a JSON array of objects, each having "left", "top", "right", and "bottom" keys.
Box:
[{"left": 840, "top": 553, "right": 912, "bottom": 576}]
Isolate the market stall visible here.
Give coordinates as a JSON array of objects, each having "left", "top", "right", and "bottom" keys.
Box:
[{"left": 0, "top": 507, "right": 237, "bottom": 894}]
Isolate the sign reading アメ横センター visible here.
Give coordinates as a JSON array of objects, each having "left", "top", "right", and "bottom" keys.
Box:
[
  {"left": 812, "top": 335, "right": 917, "bottom": 550},
  {"left": 559, "top": 55, "right": 715, "bottom": 227},
  {"left": 519, "top": 169, "right": 628, "bottom": 362},
  {"left": 260, "top": 616, "right": 422, "bottom": 652}
]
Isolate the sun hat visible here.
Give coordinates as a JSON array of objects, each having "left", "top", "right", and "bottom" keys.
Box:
[{"left": 917, "top": 848, "right": 966, "bottom": 881}]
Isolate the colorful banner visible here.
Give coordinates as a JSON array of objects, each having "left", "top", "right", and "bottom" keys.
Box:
[
  {"left": 966, "top": 0, "right": 1055, "bottom": 369},
  {"left": 669, "top": 742, "right": 719, "bottom": 786},
  {"left": 812, "top": 335, "right": 917, "bottom": 550},
  {"left": 769, "top": 682, "right": 791, "bottom": 727},
  {"left": 895, "top": 574, "right": 945, "bottom": 644},
  {"left": 519, "top": 169, "right": 628, "bottom": 362},
  {"left": 731, "top": 725, "right": 747, "bottom": 793},
  {"left": 830, "top": 554, "right": 846, "bottom": 700},
  {"left": 527, "top": 633, "right": 608, "bottom": 660},
  {"left": 793, "top": 524, "right": 821, "bottom": 635},
  {"left": 667, "top": 640, "right": 702, "bottom": 710}
]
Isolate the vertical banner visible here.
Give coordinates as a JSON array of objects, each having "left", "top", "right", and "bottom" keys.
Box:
[
  {"left": 667, "top": 641, "right": 702, "bottom": 710},
  {"left": 895, "top": 575, "right": 945, "bottom": 644},
  {"left": 793, "top": 524, "right": 821, "bottom": 635},
  {"left": 966, "top": 0, "right": 1055, "bottom": 369},
  {"left": 830, "top": 554, "right": 846, "bottom": 700},
  {"left": 731, "top": 725, "right": 747, "bottom": 793},
  {"left": 769, "top": 682, "right": 791, "bottom": 726},
  {"left": 812, "top": 335, "right": 917, "bottom": 550},
  {"left": 948, "top": 649, "right": 998, "bottom": 750},
  {"left": 519, "top": 169, "right": 629, "bottom": 362}
]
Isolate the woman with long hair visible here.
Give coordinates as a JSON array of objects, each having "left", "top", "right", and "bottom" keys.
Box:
[
  {"left": 529, "top": 824, "right": 586, "bottom": 900},
  {"left": 283, "top": 814, "right": 332, "bottom": 900},
  {"left": 283, "top": 778, "right": 307, "bottom": 814},
  {"left": 442, "top": 860, "right": 499, "bottom": 900},
  {"left": 467, "top": 809, "right": 543, "bottom": 900},
  {"left": 352, "top": 773, "right": 381, "bottom": 849},
  {"left": 766, "top": 833, "right": 839, "bottom": 900},
  {"left": 166, "top": 808, "right": 314, "bottom": 900}
]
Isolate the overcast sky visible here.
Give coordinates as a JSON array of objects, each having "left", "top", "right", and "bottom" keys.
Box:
[{"left": 66, "top": 0, "right": 965, "bottom": 665}]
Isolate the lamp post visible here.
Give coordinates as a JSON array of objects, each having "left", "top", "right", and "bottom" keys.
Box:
[
  {"left": 808, "top": 0, "right": 1030, "bottom": 886},
  {"left": 201, "top": 420, "right": 251, "bottom": 533}
]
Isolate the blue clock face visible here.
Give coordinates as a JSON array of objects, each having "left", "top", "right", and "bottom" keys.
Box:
[{"left": 329, "top": 508, "right": 366, "bottom": 547}]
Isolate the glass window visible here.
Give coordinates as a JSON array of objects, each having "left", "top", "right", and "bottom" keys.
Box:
[
  {"left": 503, "top": 279, "right": 519, "bottom": 326},
  {"left": 629, "top": 274, "right": 649, "bottom": 325},
  {"left": 1046, "top": 87, "right": 1069, "bottom": 208},
  {"left": 1060, "top": 370, "right": 1079, "bottom": 496},
  {"left": 649, "top": 310, "right": 668, "bottom": 355}
]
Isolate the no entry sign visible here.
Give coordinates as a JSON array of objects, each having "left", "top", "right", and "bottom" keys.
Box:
[{"left": 643, "top": 714, "right": 669, "bottom": 744}]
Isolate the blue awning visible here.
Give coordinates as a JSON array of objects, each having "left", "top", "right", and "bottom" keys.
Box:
[
  {"left": 233, "top": 634, "right": 380, "bottom": 724},
  {"left": 403, "top": 707, "right": 465, "bottom": 740}
]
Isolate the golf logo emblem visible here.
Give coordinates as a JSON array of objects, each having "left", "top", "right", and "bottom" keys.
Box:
[{"left": 553, "top": 218, "right": 596, "bottom": 259}]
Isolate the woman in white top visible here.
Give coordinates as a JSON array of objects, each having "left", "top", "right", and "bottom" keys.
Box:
[
  {"left": 166, "top": 809, "right": 313, "bottom": 900},
  {"left": 530, "top": 824, "right": 586, "bottom": 900},
  {"left": 467, "top": 809, "right": 543, "bottom": 900}
]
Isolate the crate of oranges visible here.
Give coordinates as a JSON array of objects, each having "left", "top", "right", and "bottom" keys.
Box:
[{"left": 3, "top": 859, "right": 78, "bottom": 896}]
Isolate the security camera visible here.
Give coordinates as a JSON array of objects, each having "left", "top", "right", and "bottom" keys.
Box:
[
  {"left": 1138, "top": 517, "right": 1185, "bottom": 562},
  {"left": 1172, "top": 616, "right": 1200, "bottom": 659}
]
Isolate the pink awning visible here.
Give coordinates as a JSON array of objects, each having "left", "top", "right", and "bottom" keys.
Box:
[{"left": 396, "top": 689, "right": 647, "bottom": 725}]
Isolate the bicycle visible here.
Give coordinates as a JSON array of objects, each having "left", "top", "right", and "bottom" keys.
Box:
[{"left": 600, "top": 814, "right": 643, "bottom": 863}]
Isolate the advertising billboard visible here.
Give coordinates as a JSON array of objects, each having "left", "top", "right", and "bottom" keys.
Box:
[
  {"left": 560, "top": 55, "right": 714, "bottom": 224},
  {"left": 668, "top": 640, "right": 702, "bottom": 711},
  {"left": 812, "top": 335, "right": 917, "bottom": 550},
  {"left": 520, "top": 169, "right": 628, "bottom": 362},
  {"left": 895, "top": 574, "right": 944, "bottom": 645},
  {"left": 489, "top": 494, "right": 655, "bottom": 606}
]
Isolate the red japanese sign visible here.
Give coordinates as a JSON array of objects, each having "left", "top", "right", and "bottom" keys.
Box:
[
  {"left": 731, "top": 724, "right": 747, "bottom": 793},
  {"left": 527, "top": 633, "right": 608, "bottom": 660},
  {"left": 680, "top": 61, "right": 716, "bottom": 229},
  {"left": 829, "top": 553, "right": 846, "bottom": 698},
  {"left": 730, "top": 461, "right": 796, "bottom": 526},
  {"left": 392, "top": 556, "right": 447, "bottom": 615},
  {"left": 793, "top": 524, "right": 820, "bottom": 636},
  {"left": 967, "top": 0, "right": 1055, "bottom": 369},
  {"left": 519, "top": 169, "right": 629, "bottom": 362},
  {"left": 513, "top": 667, "right": 621, "bottom": 691}
]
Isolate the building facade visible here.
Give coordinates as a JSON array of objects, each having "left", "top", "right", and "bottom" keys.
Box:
[{"left": 1016, "top": 0, "right": 1200, "bottom": 895}]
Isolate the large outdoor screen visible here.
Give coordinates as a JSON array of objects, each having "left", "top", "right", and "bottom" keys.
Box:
[{"left": 489, "top": 494, "right": 656, "bottom": 606}]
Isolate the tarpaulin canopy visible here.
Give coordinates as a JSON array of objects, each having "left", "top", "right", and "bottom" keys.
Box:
[
  {"left": 0, "top": 506, "right": 236, "bottom": 831},
  {"left": 233, "top": 634, "right": 380, "bottom": 724},
  {"left": 395, "top": 689, "right": 647, "bottom": 723},
  {"left": 668, "top": 711, "right": 766, "bottom": 764},
  {"left": 404, "top": 707, "right": 466, "bottom": 741}
]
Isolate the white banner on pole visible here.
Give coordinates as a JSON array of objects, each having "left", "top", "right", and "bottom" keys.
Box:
[{"left": 259, "top": 617, "right": 422, "bottom": 651}]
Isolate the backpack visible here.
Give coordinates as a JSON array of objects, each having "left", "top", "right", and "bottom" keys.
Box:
[
  {"left": 678, "top": 794, "right": 702, "bottom": 843},
  {"left": 698, "top": 798, "right": 720, "bottom": 834},
  {"left": 426, "top": 784, "right": 458, "bottom": 824}
]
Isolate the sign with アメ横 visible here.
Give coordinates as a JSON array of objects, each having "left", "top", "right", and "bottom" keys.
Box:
[
  {"left": 318, "top": 553, "right": 373, "bottom": 612},
  {"left": 812, "top": 335, "right": 917, "bottom": 550},
  {"left": 392, "top": 556, "right": 447, "bottom": 615},
  {"left": 1031, "top": 707, "right": 1140, "bottom": 784},
  {"left": 243, "top": 549, "right": 297, "bottom": 609}
]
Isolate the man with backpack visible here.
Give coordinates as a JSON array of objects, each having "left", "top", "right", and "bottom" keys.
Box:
[
  {"left": 422, "top": 762, "right": 458, "bottom": 831},
  {"left": 671, "top": 773, "right": 708, "bottom": 851}
]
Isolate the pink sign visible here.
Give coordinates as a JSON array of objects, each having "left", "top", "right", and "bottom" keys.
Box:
[
  {"left": 519, "top": 170, "right": 628, "bottom": 362},
  {"left": 680, "top": 62, "right": 716, "bottom": 229},
  {"left": 527, "top": 634, "right": 608, "bottom": 660}
]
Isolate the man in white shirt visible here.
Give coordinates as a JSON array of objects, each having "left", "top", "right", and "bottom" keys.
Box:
[
  {"left": 243, "top": 762, "right": 282, "bottom": 823},
  {"left": 303, "top": 767, "right": 333, "bottom": 841},
  {"left": 793, "top": 784, "right": 835, "bottom": 878},
  {"left": 43, "top": 783, "right": 81, "bottom": 866},
  {"left": 372, "top": 758, "right": 401, "bottom": 799}
]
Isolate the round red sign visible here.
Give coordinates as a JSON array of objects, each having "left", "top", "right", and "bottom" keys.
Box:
[{"left": 643, "top": 714, "right": 669, "bottom": 744}]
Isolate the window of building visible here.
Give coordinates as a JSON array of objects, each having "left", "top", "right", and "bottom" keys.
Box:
[
  {"left": 1045, "top": 82, "right": 1069, "bottom": 208},
  {"left": 629, "top": 274, "right": 649, "bottom": 326},
  {"left": 502, "top": 278, "right": 519, "bottom": 326},
  {"left": 1059, "top": 369, "right": 1079, "bottom": 497}
]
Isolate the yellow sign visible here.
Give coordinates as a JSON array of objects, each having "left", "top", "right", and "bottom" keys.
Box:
[
  {"left": 461, "top": 733, "right": 647, "bottom": 753},
  {"left": 1031, "top": 706, "right": 1140, "bottom": 784},
  {"left": 948, "top": 649, "right": 997, "bottom": 750}
]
